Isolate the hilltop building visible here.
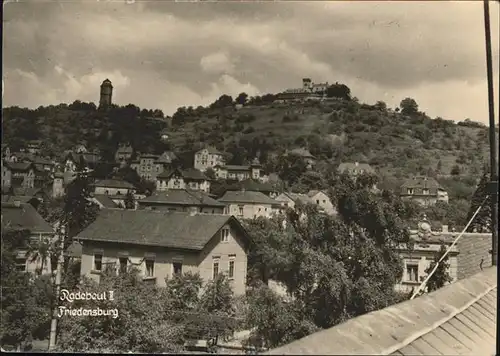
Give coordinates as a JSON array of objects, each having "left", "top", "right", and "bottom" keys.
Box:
[
  {"left": 338, "top": 162, "right": 375, "bottom": 177},
  {"left": 130, "top": 151, "right": 177, "bottom": 181},
  {"left": 275, "top": 78, "right": 328, "bottom": 102},
  {"left": 99, "top": 79, "right": 113, "bottom": 108}
]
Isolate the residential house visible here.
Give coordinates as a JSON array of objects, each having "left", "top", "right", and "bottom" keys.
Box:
[
  {"left": 218, "top": 190, "right": 279, "bottom": 219},
  {"left": 307, "top": 190, "right": 336, "bottom": 215},
  {"left": 394, "top": 216, "right": 493, "bottom": 293},
  {"left": 130, "top": 151, "right": 177, "bottom": 181},
  {"left": 6, "top": 162, "right": 35, "bottom": 189},
  {"left": 26, "top": 140, "right": 42, "bottom": 155},
  {"left": 137, "top": 189, "right": 226, "bottom": 214},
  {"left": 115, "top": 144, "right": 134, "bottom": 163},
  {"left": 1, "top": 201, "right": 56, "bottom": 275},
  {"left": 213, "top": 158, "right": 265, "bottom": 182},
  {"left": 287, "top": 148, "right": 316, "bottom": 169},
  {"left": 156, "top": 168, "right": 211, "bottom": 193},
  {"left": 275, "top": 192, "right": 315, "bottom": 213},
  {"left": 1, "top": 194, "right": 41, "bottom": 209},
  {"left": 76, "top": 210, "right": 250, "bottom": 295},
  {"left": 400, "top": 176, "right": 449, "bottom": 206},
  {"left": 237, "top": 179, "right": 279, "bottom": 198},
  {"left": 130, "top": 154, "right": 160, "bottom": 181},
  {"left": 63, "top": 151, "right": 101, "bottom": 177},
  {"left": 11, "top": 187, "right": 49, "bottom": 207},
  {"left": 337, "top": 162, "right": 375, "bottom": 177},
  {"left": 94, "top": 179, "right": 136, "bottom": 196},
  {"left": 2, "top": 161, "right": 12, "bottom": 190},
  {"left": 194, "top": 146, "right": 226, "bottom": 172}
]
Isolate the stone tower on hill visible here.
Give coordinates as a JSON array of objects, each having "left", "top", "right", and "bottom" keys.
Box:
[{"left": 99, "top": 79, "right": 113, "bottom": 108}]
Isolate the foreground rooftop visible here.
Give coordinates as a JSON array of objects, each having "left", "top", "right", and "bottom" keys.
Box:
[{"left": 266, "top": 266, "right": 497, "bottom": 355}]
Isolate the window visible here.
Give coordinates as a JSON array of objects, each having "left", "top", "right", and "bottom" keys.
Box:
[
  {"left": 238, "top": 206, "right": 244, "bottom": 216},
  {"left": 316, "top": 200, "right": 320, "bottom": 204},
  {"left": 213, "top": 258, "right": 220, "bottom": 279},
  {"left": 116, "top": 191, "right": 121, "bottom": 195},
  {"left": 422, "top": 189, "right": 429, "bottom": 195},
  {"left": 119, "top": 257, "right": 128, "bottom": 274},
  {"left": 105, "top": 190, "right": 109, "bottom": 195},
  {"left": 407, "top": 188, "right": 414, "bottom": 195},
  {"left": 323, "top": 200, "right": 326, "bottom": 203},
  {"left": 173, "top": 262, "right": 183, "bottom": 276},
  {"left": 145, "top": 259, "right": 154, "bottom": 277},
  {"left": 406, "top": 264, "right": 419, "bottom": 282},
  {"left": 94, "top": 254, "right": 103, "bottom": 271},
  {"left": 15, "top": 257, "right": 27, "bottom": 272},
  {"left": 228, "top": 256, "right": 235, "bottom": 279},
  {"left": 221, "top": 228, "right": 230, "bottom": 242}
]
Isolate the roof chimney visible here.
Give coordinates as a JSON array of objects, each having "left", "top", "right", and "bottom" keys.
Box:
[
  {"left": 13, "top": 200, "right": 21, "bottom": 207},
  {"left": 442, "top": 225, "right": 448, "bottom": 233}
]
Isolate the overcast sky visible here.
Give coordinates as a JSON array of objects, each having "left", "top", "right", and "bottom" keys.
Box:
[{"left": 3, "top": 0, "right": 499, "bottom": 123}]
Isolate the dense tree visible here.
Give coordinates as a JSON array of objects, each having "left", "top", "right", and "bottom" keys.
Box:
[
  {"left": 124, "top": 191, "right": 135, "bottom": 209},
  {"left": 243, "top": 174, "right": 410, "bottom": 347},
  {"left": 450, "top": 164, "right": 461, "bottom": 176},
  {"left": 400, "top": 97, "right": 419, "bottom": 116},
  {"left": 466, "top": 170, "right": 492, "bottom": 232},
  {"left": 235, "top": 92, "right": 249, "bottom": 106},
  {"left": 326, "top": 83, "right": 352, "bottom": 101},
  {"left": 1, "top": 229, "right": 52, "bottom": 351},
  {"left": 425, "top": 244, "right": 452, "bottom": 292},
  {"left": 210, "top": 95, "right": 234, "bottom": 109}
]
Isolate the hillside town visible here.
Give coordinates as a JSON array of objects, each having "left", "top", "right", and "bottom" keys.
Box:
[{"left": 1, "top": 72, "right": 496, "bottom": 353}]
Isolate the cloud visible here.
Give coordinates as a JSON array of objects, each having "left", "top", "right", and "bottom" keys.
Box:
[
  {"left": 2, "top": 1, "right": 499, "bottom": 123},
  {"left": 200, "top": 52, "right": 235, "bottom": 74}
]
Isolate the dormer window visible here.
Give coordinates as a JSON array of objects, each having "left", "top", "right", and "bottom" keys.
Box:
[{"left": 407, "top": 188, "right": 414, "bottom": 195}]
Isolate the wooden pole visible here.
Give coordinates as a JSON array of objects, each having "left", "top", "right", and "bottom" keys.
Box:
[
  {"left": 483, "top": 0, "right": 498, "bottom": 266},
  {"left": 48, "top": 222, "right": 65, "bottom": 351}
]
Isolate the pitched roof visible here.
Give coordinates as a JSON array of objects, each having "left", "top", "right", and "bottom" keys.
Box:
[
  {"left": 338, "top": 162, "right": 375, "bottom": 173},
  {"left": 138, "top": 189, "right": 225, "bottom": 207},
  {"left": 400, "top": 176, "right": 444, "bottom": 195},
  {"left": 307, "top": 190, "right": 326, "bottom": 198},
  {"left": 197, "top": 146, "right": 223, "bottom": 155},
  {"left": 156, "top": 151, "right": 177, "bottom": 164},
  {"left": 13, "top": 187, "right": 43, "bottom": 197},
  {"left": 284, "top": 192, "right": 315, "bottom": 205},
  {"left": 92, "top": 194, "right": 119, "bottom": 209},
  {"left": 238, "top": 179, "right": 276, "bottom": 193},
  {"left": 1, "top": 202, "right": 55, "bottom": 234},
  {"left": 219, "top": 191, "right": 278, "bottom": 205},
  {"left": 7, "top": 162, "right": 34, "bottom": 172},
  {"left": 267, "top": 267, "right": 497, "bottom": 355},
  {"left": 157, "top": 168, "right": 209, "bottom": 181},
  {"left": 94, "top": 179, "right": 135, "bottom": 190},
  {"left": 76, "top": 209, "right": 248, "bottom": 250},
  {"left": 288, "top": 148, "right": 315, "bottom": 159}
]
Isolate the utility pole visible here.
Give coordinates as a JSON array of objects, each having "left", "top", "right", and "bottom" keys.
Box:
[
  {"left": 48, "top": 219, "right": 66, "bottom": 350},
  {"left": 483, "top": 0, "right": 498, "bottom": 266}
]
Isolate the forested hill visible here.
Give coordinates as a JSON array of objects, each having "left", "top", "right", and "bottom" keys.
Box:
[{"left": 3, "top": 95, "right": 495, "bottom": 177}]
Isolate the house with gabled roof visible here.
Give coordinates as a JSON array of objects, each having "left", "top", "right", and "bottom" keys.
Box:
[
  {"left": 76, "top": 210, "right": 251, "bottom": 295},
  {"left": 286, "top": 148, "right": 316, "bottom": 169},
  {"left": 275, "top": 192, "right": 314, "bottom": 211},
  {"left": 114, "top": 144, "right": 134, "bottom": 163},
  {"left": 137, "top": 189, "right": 226, "bottom": 214},
  {"left": 338, "top": 161, "right": 375, "bottom": 177},
  {"left": 1, "top": 201, "right": 56, "bottom": 274},
  {"left": 400, "top": 176, "right": 449, "bottom": 206},
  {"left": 156, "top": 168, "right": 211, "bottom": 193},
  {"left": 218, "top": 190, "right": 280, "bottom": 219},
  {"left": 6, "top": 161, "right": 35, "bottom": 189},
  {"left": 130, "top": 151, "right": 178, "bottom": 181},
  {"left": 194, "top": 146, "right": 226, "bottom": 172},
  {"left": 307, "top": 190, "right": 336, "bottom": 215},
  {"left": 213, "top": 158, "right": 265, "bottom": 182}
]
